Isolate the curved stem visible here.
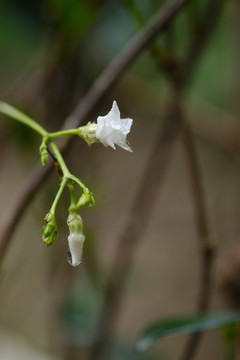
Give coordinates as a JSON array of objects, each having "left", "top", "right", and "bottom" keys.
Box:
[
  {"left": 49, "top": 141, "right": 70, "bottom": 177},
  {"left": 50, "top": 177, "right": 68, "bottom": 214},
  {"left": 69, "top": 175, "right": 89, "bottom": 194},
  {"left": 0, "top": 101, "right": 48, "bottom": 137},
  {"left": 49, "top": 141, "right": 89, "bottom": 195}
]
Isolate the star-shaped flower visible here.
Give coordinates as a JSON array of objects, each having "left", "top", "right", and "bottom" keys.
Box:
[{"left": 96, "top": 101, "right": 133, "bottom": 152}]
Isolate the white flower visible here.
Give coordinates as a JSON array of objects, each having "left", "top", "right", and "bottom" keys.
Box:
[
  {"left": 67, "top": 213, "right": 85, "bottom": 267},
  {"left": 96, "top": 101, "right": 133, "bottom": 152}
]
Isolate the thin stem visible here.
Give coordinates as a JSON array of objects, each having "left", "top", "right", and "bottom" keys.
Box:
[
  {"left": 69, "top": 175, "right": 89, "bottom": 194},
  {"left": 49, "top": 141, "right": 70, "bottom": 177},
  {"left": 0, "top": 101, "right": 48, "bottom": 137},
  {"left": 49, "top": 141, "right": 89, "bottom": 194},
  {"left": 49, "top": 129, "right": 79, "bottom": 139},
  {"left": 50, "top": 177, "right": 68, "bottom": 214},
  {"left": 68, "top": 183, "right": 77, "bottom": 207}
]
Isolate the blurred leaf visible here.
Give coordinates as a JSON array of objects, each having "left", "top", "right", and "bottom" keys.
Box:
[
  {"left": 222, "top": 323, "right": 239, "bottom": 360},
  {"left": 111, "top": 343, "right": 158, "bottom": 360},
  {"left": 223, "top": 322, "right": 239, "bottom": 344},
  {"left": 136, "top": 312, "right": 240, "bottom": 352},
  {"left": 46, "top": 0, "right": 98, "bottom": 36}
]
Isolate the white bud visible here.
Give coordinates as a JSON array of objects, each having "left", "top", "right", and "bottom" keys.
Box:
[
  {"left": 67, "top": 213, "right": 85, "bottom": 267},
  {"left": 68, "top": 233, "right": 85, "bottom": 267}
]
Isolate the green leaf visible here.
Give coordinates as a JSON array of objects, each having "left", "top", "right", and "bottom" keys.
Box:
[{"left": 136, "top": 312, "right": 240, "bottom": 352}]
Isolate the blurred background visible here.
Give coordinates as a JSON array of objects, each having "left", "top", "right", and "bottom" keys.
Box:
[{"left": 0, "top": 0, "right": 240, "bottom": 359}]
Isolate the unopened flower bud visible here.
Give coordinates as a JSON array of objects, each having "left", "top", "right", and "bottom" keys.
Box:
[
  {"left": 78, "top": 191, "right": 95, "bottom": 208},
  {"left": 42, "top": 213, "right": 57, "bottom": 246},
  {"left": 67, "top": 213, "right": 85, "bottom": 267},
  {"left": 39, "top": 141, "right": 49, "bottom": 166}
]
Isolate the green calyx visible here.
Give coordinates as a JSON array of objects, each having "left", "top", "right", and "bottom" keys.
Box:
[
  {"left": 78, "top": 191, "right": 95, "bottom": 208},
  {"left": 77, "top": 123, "right": 98, "bottom": 146},
  {"left": 42, "top": 213, "right": 58, "bottom": 246},
  {"left": 67, "top": 211, "right": 84, "bottom": 235}
]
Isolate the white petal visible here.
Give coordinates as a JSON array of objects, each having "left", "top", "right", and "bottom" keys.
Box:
[
  {"left": 111, "top": 100, "right": 120, "bottom": 118},
  {"left": 120, "top": 142, "right": 133, "bottom": 152}
]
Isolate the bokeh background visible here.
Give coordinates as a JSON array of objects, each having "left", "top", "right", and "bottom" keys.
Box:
[{"left": 0, "top": 0, "right": 240, "bottom": 359}]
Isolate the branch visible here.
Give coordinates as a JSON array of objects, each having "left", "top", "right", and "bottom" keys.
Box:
[
  {"left": 64, "top": 0, "right": 191, "bottom": 129},
  {"left": 0, "top": 0, "right": 191, "bottom": 261},
  {"left": 178, "top": 107, "right": 217, "bottom": 360},
  {"left": 0, "top": 164, "right": 52, "bottom": 263},
  {"left": 88, "top": 0, "right": 227, "bottom": 358},
  {"left": 89, "top": 102, "right": 179, "bottom": 360},
  {"left": 177, "top": 1, "right": 226, "bottom": 359}
]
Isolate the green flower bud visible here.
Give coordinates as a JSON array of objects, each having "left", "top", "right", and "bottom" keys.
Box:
[
  {"left": 42, "top": 213, "right": 58, "bottom": 246},
  {"left": 39, "top": 141, "right": 49, "bottom": 166},
  {"left": 78, "top": 191, "right": 95, "bottom": 208}
]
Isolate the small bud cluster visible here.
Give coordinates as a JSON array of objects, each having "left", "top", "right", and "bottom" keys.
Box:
[{"left": 42, "top": 184, "right": 92, "bottom": 267}]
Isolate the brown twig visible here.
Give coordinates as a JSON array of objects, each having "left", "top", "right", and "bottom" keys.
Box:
[
  {"left": 0, "top": 164, "right": 52, "bottom": 263},
  {"left": 89, "top": 0, "right": 227, "bottom": 358},
  {"left": 88, "top": 0, "right": 225, "bottom": 358},
  {"left": 177, "top": 103, "right": 217, "bottom": 360},
  {"left": 65, "top": 0, "right": 191, "bottom": 129},
  {"left": 89, "top": 102, "right": 179, "bottom": 360},
  {"left": 143, "top": 1, "right": 226, "bottom": 359},
  {"left": 176, "top": 1, "right": 226, "bottom": 359},
  {"left": 0, "top": 0, "right": 191, "bottom": 261}
]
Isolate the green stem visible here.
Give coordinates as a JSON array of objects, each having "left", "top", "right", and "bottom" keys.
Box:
[
  {"left": 69, "top": 175, "right": 89, "bottom": 193},
  {"left": 68, "top": 182, "right": 78, "bottom": 212},
  {"left": 49, "top": 141, "right": 70, "bottom": 177},
  {"left": 50, "top": 177, "right": 67, "bottom": 214},
  {"left": 49, "top": 141, "right": 89, "bottom": 194},
  {"left": 0, "top": 101, "right": 48, "bottom": 137},
  {"left": 0, "top": 101, "right": 92, "bottom": 204},
  {"left": 68, "top": 180, "right": 77, "bottom": 204},
  {"left": 49, "top": 129, "right": 79, "bottom": 139}
]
